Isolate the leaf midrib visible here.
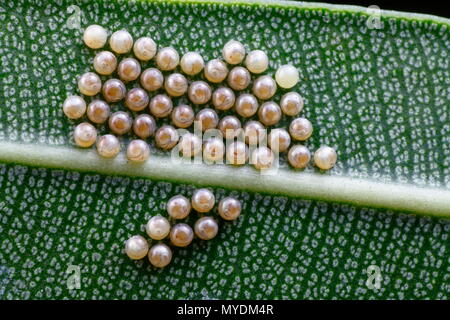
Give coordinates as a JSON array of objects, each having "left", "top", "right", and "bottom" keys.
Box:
[{"left": 0, "top": 141, "right": 448, "bottom": 217}]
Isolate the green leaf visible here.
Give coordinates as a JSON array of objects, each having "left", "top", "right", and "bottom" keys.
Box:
[{"left": 0, "top": 0, "right": 449, "bottom": 299}]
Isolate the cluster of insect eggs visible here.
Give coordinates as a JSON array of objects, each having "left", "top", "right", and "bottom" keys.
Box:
[
  {"left": 125, "top": 189, "right": 242, "bottom": 268},
  {"left": 63, "top": 24, "right": 337, "bottom": 171}
]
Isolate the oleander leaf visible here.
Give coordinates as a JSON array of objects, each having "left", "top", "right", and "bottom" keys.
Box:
[{"left": 0, "top": 0, "right": 448, "bottom": 299}]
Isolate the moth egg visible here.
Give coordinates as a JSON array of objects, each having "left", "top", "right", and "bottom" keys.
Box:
[
  {"left": 140, "top": 68, "right": 164, "bottom": 91},
  {"left": 268, "top": 128, "right": 291, "bottom": 153},
  {"left": 133, "top": 114, "right": 156, "bottom": 139},
  {"left": 63, "top": 95, "right": 86, "bottom": 120},
  {"left": 74, "top": 122, "right": 97, "bottom": 148},
  {"left": 222, "top": 40, "right": 245, "bottom": 65},
  {"left": 93, "top": 51, "right": 117, "bottom": 75},
  {"left": 109, "top": 30, "right": 133, "bottom": 54},
  {"left": 235, "top": 93, "right": 258, "bottom": 118},
  {"left": 149, "top": 94, "right": 173, "bottom": 118},
  {"left": 126, "top": 139, "right": 150, "bottom": 162},
  {"left": 102, "top": 78, "right": 126, "bottom": 103},
  {"left": 83, "top": 24, "right": 108, "bottom": 49},
  {"left": 125, "top": 87, "right": 149, "bottom": 112},
  {"left": 133, "top": 37, "right": 157, "bottom": 61},
  {"left": 204, "top": 59, "right": 228, "bottom": 83},
  {"left": 245, "top": 50, "right": 269, "bottom": 74},
  {"left": 289, "top": 117, "right": 313, "bottom": 141},
  {"left": 252, "top": 75, "right": 277, "bottom": 100},
  {"left": 96, "top": 134, "right": 120, "bottom": 158},
  {"left": 314, "top": 146, "right": 337, "bottom": 170},
  {"left": 227, "top": 66, "right": 251, "bottom": 91},
  {"left": 195, "top": 108, "right": 219, "bottom": 131},
  {"left": 226, "top": 141, "right": 248, "bottom": 165},
  {"left": 212, "top": 87, "right": 235, "bottom": 111},
  {"left": 258, "top": 101, "right": 282, "bottom": 126},
  {"left": 148, "top": 243, "right": 172, "bottom": 268},
  {"left": 203, "top": 137, "right": 225, "bottom": 163},
  {"left": 170, "top": 223, "right": 194, "bottom": 247},
  {"left": 125, "top": 235, "right": 148, "bottom": 260},
  {"left": 171, "top": 104, "right": 195, "bottom": 129},
  {"left": 243, "top": 120, "right": 266, "bottom": 145},
  {"left": 275, "top": 64, "right": 299, "bottom": 89},
  {"left": 191, "top": 189, "right": 215, "bottom": 213},
  {"left": 156, "top": 47, "right": 179, "bottom": 71},
  {"left": 218, "top": 115, "right": 242, "bottom": 139},
  {"left": 180, "top": 52, "right": 204, "bottom": 76},
  {"left": 108, "top": 111, "right": 132, "bottom": 135},
  {"left": 280, "top": 92, "right": 304, "bottom": 116},
  {"left": 287, "top": 145, "right": 311, "bottom": 169},
  {"left": 194, "top": 216, "right": 219, "bottom": 240},
  {"left": 178, "top": 133, "right": 202, "bottom": 158},
  {"left": 251, "top": 146, "right": 274, "bottom": 170},
  {"left": 164, "top": 73, "right": 188, "bottom": 97},
  {"left": 145, "top": 215, "right": 170, "bottom": 240},
  {"left": 87, "top": 99, "right": 110, "bottom": 124},
  {"left": 155, "top": 125, "right": 179, "bottom": 150},
  {"left": 78, "top": 72, "right": 101, "bottom": 96},
  {"left": 118, "top": 57, "right": 141, "bottom": 82},
  {"left": 218, "top": 197, "right": 241, "bottom": 221},
  {"left": 167, "top": 195, "right": 191, "bottom": 219},
  {"left": 188, "top": 81, "right": 212, "bottom": 105}
]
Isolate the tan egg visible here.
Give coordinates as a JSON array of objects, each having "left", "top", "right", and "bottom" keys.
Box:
[
  {"left": 268, "top": 128, "right": 291, "bottom": 153},
  {"left": 74, "top": 122, "right": 97, "bottom": 148},
  {"left": 93, "top": 51, "right": 117, "bottom": 75},
  {"left": 314, "top": 146, "right": 337, "bottom": 170},
  {"left": 133, "top": 114, "right": 156, "bottom": 139},
  {"left": 195, "top": 108, "right": 219, "bottom": 131},
  {"left": 78, "top": 72, "right": 101, "bottom": 96},
  {"left": 149, "top": 94, "right": 173, "bottom": 118},
  {"left": 258, "top": 101, "right": 282, "bottom": 126},
  {"left": 96, "top": 134, "right": 120, "bottom": 158},
  {"left": 218, "top": 197, "right": 242, "bottom": 221},
  {"left": 86, "top": 99, "right": 110, "bottom": 124},
  {"left": 287, "top": 145, "right": 311, "bottom": 169},
  {"left": 148, "top": 243, "right": 172, "bottom": 268},
  {"left": 226, "top": 141, "right": 248, "bottom": 165},
  {"left": 156, "top": 47, "right": 179, "bottom": 71},
  {"left": 171, "top": 104, "right": 195, "bottom": 128},
  {"left": 83, "top": 25, "right": 108, "bottom": 49},
  {"left": 63, "top": 95, "right": 86, "bottom": 120},
  {"left": 145, "top": 216, "right": 170, "bottom": 240},
  {"left": 227, "top": 66, "right": 251, "bottom": 91},
  {"left": 140, "top": 68, "right": 164, "bottom": 91},
  {"left": 289, "top": 117, "right": 313, "bottom": 141},
  {"left": 245, "top": 50, "right": 269, "bottom": 74},
  {"left": 167, "top": 195, "right": 191, "bottom": 219},
  {"left": 212, "top": 87, "right": 235, "bottom": 111},
  {"left": 188, "top": 81, "right": 212, "bottom": 105},
  {"left": 252, "top": 75, "right": 277, "bottom": 100},
  {"left": 133, "top": 37, "right": 157, "bottom": 61},
  {"left": 125, "top": 88, "right": 149, "bottom": 112},
  {"left": 126, "top": 139, "right": 150, "bottom": 162},
  {"left": 235, "top": 93, "right": 258, "bottom": 118},
  {"left": 194, "top": 217, "right": 218, "bottom": 240},
  {"left": 170, "top": 223, "right": 194, "bottom": 247},
  {"left": 243, "top": 121, "right": 266, "bottom": 145},
  {"left": 251, "top": 146, "right": 274, "bottom": 170},
  {"left": 218, "top": 115, "right": 241, "bottom": 139},
  {"left": 102, "top": 79, "right": 126, "bottom": 103},
  {"left": 108, "top": 111, "right": 132, "bottom": 135},
  {"left": 118, "top": 57, "right": 141, "bottom": 82},
  {"left": 280, "top": 92, "right": 304, "bottom": 116},
  {"left": 222, "top": 40, "right": 245, "bottom": 64},
  {"left": 155, "top": 125, "right": 179, "bottom": 150},
  {"left": 203, "top": 138, "right": 225, "bottom": 163},
  {"left": 191, "top": 189, "right": 215, "bottom": 213},
  {"left": 124, "top": 235, "right": 148, "bottom": 260},
  {"left": 180, "top": 52, "right": 204, "bottom": 75},
  {"left": 164, "top": 73, "right": 188, "bottom": 97},
  {"left": 204, "top": 59, "right": 228, "bottom": 83},
  {"left": 109, "top": 30, "right": 133, "bottom": 54}
]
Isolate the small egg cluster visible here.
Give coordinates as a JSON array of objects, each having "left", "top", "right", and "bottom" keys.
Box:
[
  {"left": 125, "top": 189, "right": 241, "bottom": 268},
  {"left": 63, "top": 24, "right": 337, "bottom": 171}
]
